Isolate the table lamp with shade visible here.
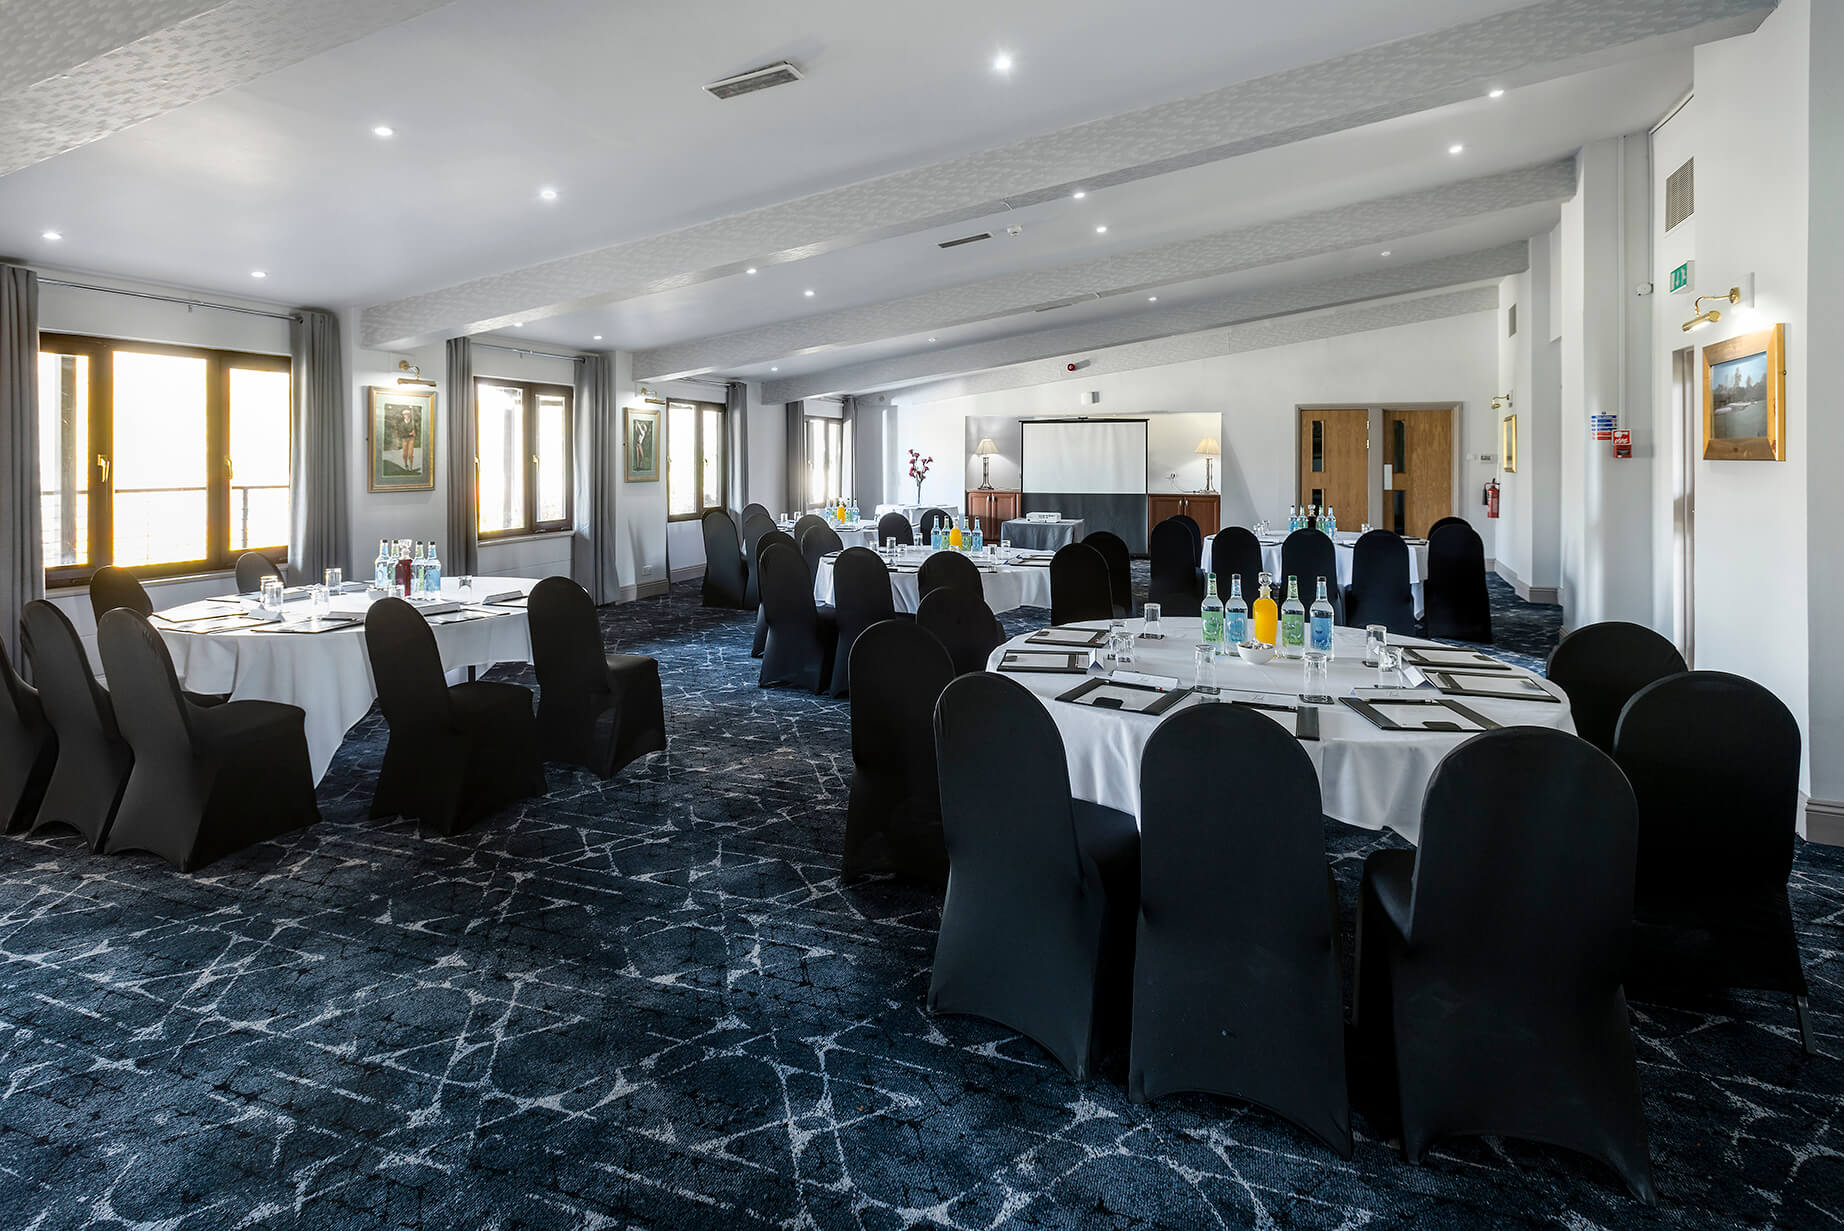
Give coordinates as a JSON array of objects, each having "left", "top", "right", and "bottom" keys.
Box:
[
  {"left": 1194, "top": 437, "right": 1220, "bottom": 492},
  {"left": 974, "top": 438, "right": 1000, "bottom": 490}
]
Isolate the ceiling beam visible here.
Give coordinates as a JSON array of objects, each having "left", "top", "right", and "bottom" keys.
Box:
[
  {"left": 359, "top": 0, "right": 1766, "bottom": 349},
  {"left": 761, "top": 243, "right": 1528, "bottom": 403},
  {"left": 0, "top": 0, "right": 456, "bottom": 178}
]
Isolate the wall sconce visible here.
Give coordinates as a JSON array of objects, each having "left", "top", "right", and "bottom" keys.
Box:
[
  {"left": 397, "top": 360, "right": 435, "bottom": 388},
  {"left": 1491, "top": 392, "right": 1513, "bottom": 410},
  {"left": 974, "top": 438, "right": 1000, "bottom": 489},
  {"left": 1683, "top": 286, "right": 1742, "bottom": 333},
  {"left": 1194, "top": 437, "right": 1220, "bottom": 492}
]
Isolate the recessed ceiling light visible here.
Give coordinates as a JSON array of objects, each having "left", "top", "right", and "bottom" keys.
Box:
[
  {"left": 372, "top": 124, "right": 394, "bottom": 137},
  {"left": 992, "top": 52, "right": 1014, "bottom": 73},
  {"left": 250, "top": 270, "right": 267, "bottom": 278},
  {"left": 41, "top": 230, "right": 61, "bottom": 241},
  {"left": 1095, "top": 225, "right": 1108, "bottom": 234},
  {"left": 803, "top": 289, "right": 815, "bottom": 297},
  {"left": 1380, "top": 250, "right": 1392, "bottom": 257},
  {"left": 771, "top": 366, "right": 779, "bottom": 372},
  {"left": 1147, "top": 296, "right": 1158, "bottom": 302},
  {"left": 1448, "top": 143, "right": 1464, "bottom": 155},
  {"left": 1487, "top": 88, "right": 1505, "bottom": 99},
  {"left": 746, "top": 267, "right": 757, "bottom": 275},
  {"left": 539, "top": 187, "right": 558, "bottom": 201},
  {"left": 592, "top": 335, "right": 603, "bottom": 341},
  {"left": 1072, "top": 190, "right": 1086, "bottom": 200},
  {"left": 928, "top": 337, "right": 937, "bottom": 343},
  {"left": 513, "top": 322, "right": 523, "bottom": 328}
]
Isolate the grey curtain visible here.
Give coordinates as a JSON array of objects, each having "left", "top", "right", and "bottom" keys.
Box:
[
  {"left": 726, "top": 380, "right": 747, "bottom": 513},
  {"left": 784, "top": 400, "right": 804, "bottom": 516},
  {"left": 288, "top": 309, "right": 349, "bottom": 582},
  {"left": 571, "top": 353, "right": 620, "bottom": 604},
  {"left": 0, "top": 264, "right": 41, "bottom": 665},
  {"left": 445, "top": 337, "right": 477, "bottom": 575},
  {"left": 840, "top": 395, "right": 858, "bottom": 501}
]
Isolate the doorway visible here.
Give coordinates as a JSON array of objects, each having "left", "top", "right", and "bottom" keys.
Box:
[
  {"left": 1296, "top": 408, "right": 1369, "bottom": 524},
  {"left": 1381, "top": 409, "right": 1454, "bottom": 538}
]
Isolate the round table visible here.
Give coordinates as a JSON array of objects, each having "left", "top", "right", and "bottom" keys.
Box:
[
  {"left": 814, "top": 548, "right": 1053, "bottom": 614},
  {"left": 985, "top": 618, "right": 1571, "bottom": 843},
  {"left": 780, "top": 520, "right": 880, "bottom": 549},
  {"left": 1201, "top": 532, "right": 1429, "bottom": 616},
  {"left": 156, "top": 577, "right": 539, "bottom": 784}
]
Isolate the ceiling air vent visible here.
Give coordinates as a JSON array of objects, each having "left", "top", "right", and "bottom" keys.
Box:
[
  {"left": 703, "top": 61, "right": 804, "bottom": 100},
  {"left": 937, "top": 232, "right": 992, "bottom": 249},
  {"left": 1665, "top": 157, "right": 1694, "bottom": 231}
]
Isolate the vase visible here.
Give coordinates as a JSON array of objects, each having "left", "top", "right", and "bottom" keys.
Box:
[{"left": 914, "top": 480, "right": 924, "bottom": 504}]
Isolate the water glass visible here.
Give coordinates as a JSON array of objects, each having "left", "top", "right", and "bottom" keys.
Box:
[
  {"left": 1376, "top": 642, "right": 1404, "bottom": 679},
  {"left": 1141, "top": 602, "right": 1163, "bottom": 639},
  {"left": 323, "top": 567, "right": 343, "bottom": 592},
  {"left": 458, "top": 575, "right": 473, "bottom": 591},
  {"left": 1365, "top": 624, "right": 1389, "bottom": 667},
  {"left": 999, "top": 539, "right": 1011, "bottom": 553},
  {"left": 309, "top": 584, "right": 330, "bottom": 618},
  {"left": 1109, "top": 620, "right": 1135, "bottom": 665},
  {"left": 260, "top": 576, "right": 284, "bottom": 616},
  {"left": 1192, "top": 644, "right": 1219, "bottom": 695}
]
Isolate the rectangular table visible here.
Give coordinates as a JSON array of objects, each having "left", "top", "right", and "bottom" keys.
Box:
[{"left": 1001, "top": 518, "right": 1086, "bottom": 551}]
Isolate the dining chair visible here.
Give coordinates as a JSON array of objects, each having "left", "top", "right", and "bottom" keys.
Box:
[
  {"left": 1082, "top": 530, "right": 1133, "bottom": 617},
  {"left": 364, "top": 597, "right": 547, "bottom": 834},
  {"left": 528, "top": 576, "right": 667, "bottom": 778},
  {"left": 929, "top": 671, "right": 1140, "bottom": 1080},
  {"left": 917, "top": 549, "right": 981, "bottom": 599},
  {"left": 740, "top": 510, "right": 778, "bottom": 609},
  {"left": 0, "top": 631, "right": 56, "bottom": 835},
  {"left": 876, "top": 511, "right": 914, "bottom": 547},
  {"left": 1171, "top": 513, "right": 1203, "bottom": 564},
  {"left": 915, "top": 586, "right": 1003, "bottom": 676},
  {"left": 1343, "top": 529, "right": 1416, "bottom": 635},
  {"left": 1355, "top": 727, "right": 1653, "bottom": 1202},
  {"left": 798, "top": 521, "right": 845, "bottom": 577},
  {"left": 20, "top": 600, "right": 133, "bottom": 849},
  {"left": 1207, "top": 527, "right": 1263, "bottom": 613},
  {"left": 1423, "top": 522, "right": 1492, "bottom": 642},
  {"left": 829, "top": 547, "right": 902, "bottom": 697},
  {"left": 1051, "top": 542, "right": 1115, "bottom": 625},
  {"left": 1132, "top": 703, "right": 1351, "bottom": 1157},
  {"left": 1147, "top": 519, "right": 1201, "bottom": 617},
  {"left": 700, "top": 508, "right": 749, "bottom": 608},
  {"left": 1545, "top": 622, "right": 1686, "bottom": 755},
  {"left": 88, "top": 565, "right": 154, "bottom": 622},
  {"left": 791, "top": 513, "right": 829, "bottom": 547},
  {"left": 1427, "top": 515, "right": 1469, "bottom": 538},
  {"left": 757, "top": 541, "right": 837, "bottom": 693},
  {"left": 1279, "top": 529, "right": 1341, "bottom": 624},
  {"left": 843, "top": 619, "right": 954, "bottom": 886},
  {"left": 96, "top": 609, "right": 319, "bottom": 870},
  {"left": 747, "top": 527, "right": 793, "bottom": 657},
  {"left": 918, "top": 508, "right": 951, "bottom": 542},
  {"left": 234, "top": 551, "right": 286, "bottom": 593},
  {"left": 740, "top": 502, "right": 770, "bottom": 527},
  {"left": 1613, "top": 671, "right": 1813, "bottom": 1054}
]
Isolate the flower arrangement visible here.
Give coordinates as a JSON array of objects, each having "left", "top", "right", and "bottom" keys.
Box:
[{"left": 907, "top": 449, "right": 933, "bottom": 504}]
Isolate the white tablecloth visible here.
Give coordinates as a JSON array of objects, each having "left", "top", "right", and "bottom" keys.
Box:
[
  {"left": 814, "top": 548, "right": 1053, "bottom": 614},
  {"left": 780, "top": 520, "right": 880, "bottom": 548},
  {"left": 986, "top": 618, "right": 1571, "bottom": 843},
  {"left": 1201, "top": 532, "right": 1430, "bottom": 617},
  {"left": 157, "top": 577, "right": 539, "bottom": 784},
  {"left": 1000, "top": 518, "right": 1086, "bottom": 551}
]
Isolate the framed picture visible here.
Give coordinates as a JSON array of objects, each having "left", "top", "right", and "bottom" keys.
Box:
[
  {"left": 624, "top": 404, "right": 661, "bottom": 481},
  {"left": 1702, "top": 323, "right": 1785, "bottom": 461},
  {"left": 368, "top": 387, "right": 436, "bottom": 491},
  {"left": 1501, "top": 413, "right": 1518, "bottom": 473}
]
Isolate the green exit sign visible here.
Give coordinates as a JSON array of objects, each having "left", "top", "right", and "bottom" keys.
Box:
[{"left": 1668, "top": 261, "right": 1693, "bottom": 293}]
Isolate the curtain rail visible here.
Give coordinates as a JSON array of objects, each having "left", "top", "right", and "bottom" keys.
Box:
[
  {"left": 473, "top": 341, "right": 586, "bottom": 362},
  {"left": 37, "top": 278, "right": 301, "bottom": 322}
]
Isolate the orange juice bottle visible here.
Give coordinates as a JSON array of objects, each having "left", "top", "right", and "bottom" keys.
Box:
[
  {"left": 1251, "top": 571, "right": 1279, "bottom": 645},
  {"left": 948, "top": 516, "right": 963, "bottom": 549}
]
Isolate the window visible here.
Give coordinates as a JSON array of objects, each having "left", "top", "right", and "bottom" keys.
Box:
[
  {"left": 666, "top": 399, "right": 726, "bottom": 520},
  {"left": 37, "top": 333, "right": 290, "bottom": 585},
  {"left": 475, "top": 377, "right": 572, "bottom": 538},
  {"left": 804, "top": 413, "right": 852, "bottom": 510}
]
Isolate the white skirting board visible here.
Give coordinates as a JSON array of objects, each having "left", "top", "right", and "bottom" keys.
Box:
[
  {"left": 1805, "top": 796, "right": 1844, "bottom": 847},
  {"left": 1494, "top": 561, "right": 1561, "bottom": 606}
]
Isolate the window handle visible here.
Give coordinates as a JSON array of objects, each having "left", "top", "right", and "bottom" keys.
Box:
[
  {"left": 96, "top": 454, "right": 109, "bottom": 483},
  {"left": 225, "top": 455, "right": 234, "bottom": 480}
]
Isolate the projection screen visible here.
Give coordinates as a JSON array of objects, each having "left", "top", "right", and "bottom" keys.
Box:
[{"left": 1019, "top": 419, "right": 1149, "bottom": 552}]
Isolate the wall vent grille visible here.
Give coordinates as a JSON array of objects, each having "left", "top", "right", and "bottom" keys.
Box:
[
  {"left": 703, "top": 61, "right": 804, "bottom": 100},
  {"left": 1665, "top": 158, "right": 1694, "bottom": 231},
  {"left": 937, "top": 232, "right": 992, "bottom": 249}
]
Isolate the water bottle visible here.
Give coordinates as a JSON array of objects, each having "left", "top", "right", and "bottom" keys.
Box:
[
  {"left": 411, "top": 540, "right": 426, "bottom": 595},
  {"left": 1325, "top": 506, "right": 1337, "bottom": 536},
  {"left": 424, "top": 539, "right": 442, "bottom": 595},
  {"left": 374, "top": 538, "right": 391, "bottom": 590},
  {"left": 971, "top": 520, "right": 983, "bottom": 552},
  {"left": 1200, "top": 572, "right": 1225, "bottom": 653},
  {"left": 1226, "top": 574, "right": 1248, "bottom": 647},
  {"left": 1280, "top": 575, "right": 1306, "bottom": 660},
  {"left": 1306, "top": 576, "right": 1334, "bottom": 664}
]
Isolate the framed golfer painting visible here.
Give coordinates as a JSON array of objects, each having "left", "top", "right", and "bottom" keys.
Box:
[
  {"left": 369, "top": 387, "right": 437, "bottom": 491},
  {"left": 624, "top": 404, "right": 661, "bottom": 481},
  {"left": 1702, "top": 323, "right": 1785, "bottom": 461}
]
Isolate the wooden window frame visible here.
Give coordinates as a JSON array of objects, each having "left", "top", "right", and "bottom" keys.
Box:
[
  {"left": 803, "top": 414, "right": 851, "bottom": 512},
  {"left": 666, "top": 398, "right": 727, "bottom": 523},
  {"left": 474, "top": 376, "right": 574, "bottom": 541}
]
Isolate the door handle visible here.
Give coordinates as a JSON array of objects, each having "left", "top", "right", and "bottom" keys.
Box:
[{"left": 96, "top": 454, "right": 109, "bottom": 483}]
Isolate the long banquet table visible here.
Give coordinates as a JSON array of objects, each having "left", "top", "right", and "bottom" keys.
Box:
[
  {"left": 813, "top": 547, "right": 1053, "bottom": 614},
  {"left": 156, "top": 577, "right": 540, "bottom": 784},
  {"left": 986, "top": 617, "right": 1571, "bottom": 843}
]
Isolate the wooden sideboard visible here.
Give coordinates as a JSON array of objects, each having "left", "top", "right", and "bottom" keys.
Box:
[
  {"left": 1148, "top": 492, "right": 1219, "bottom": 539},
  {"left": 966, "top": 489, "right": 1021, "bottom": 540}
]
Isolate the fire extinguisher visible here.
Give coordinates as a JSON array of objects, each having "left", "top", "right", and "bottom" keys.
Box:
[{"left": 1484, "top": 478, "right": 1500, "bottom": 519}]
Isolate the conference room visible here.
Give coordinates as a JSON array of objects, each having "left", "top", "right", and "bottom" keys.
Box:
[{"left": 0, "top": 2, "right": 1838, "bottom": 1227}]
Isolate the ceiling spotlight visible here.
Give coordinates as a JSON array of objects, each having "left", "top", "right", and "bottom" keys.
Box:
[
  {"left": 41, "top": 230, "right": 61, "bottom": 241},
  {"left": 1487, "top": 88, "right": 1505, "bottom": 99},
  {"left": 1095, "top": 224, "right": 1108, "bottom": 234},
  {"left": 1380, "top": 250, "right": 1392, "bottom": 257},
  {"left": 1147, "top": 296, "right": 1158, "bottom": 302},
  {"left": 928, "top": 337, "right": 937, "bottom": 343},
  {"left": 803, "top": 289, "right": 815, "bottom": 297},
  {"left": 771, "top": 366, "right": 779, "bottom": 372},
  {"left": 1072, "top": 190, "right": 1086, "bottom": 200},
  {"left": 372, "top": 124, "right": 394, "bottom": 137},
  {"left": 746, "top": 267, "right": 757, "bottom": 275},
  {"left": 539, "top": 187, "right": 558, "bottom": 201},
  {"left": 1448, "top": 143, "right": 1465, "bottom": 155},
  {"left": 513, "top": 322, "right": 523, "bottom": 328},
  {"left": 992, "top": 52, "right": 1014, "bottom": 73},
  {"left": 592, "top": 334, "right": 603, "bottom": 341},
  {"left": 250, "top": 270, "right": 267, "bottom": 278}
]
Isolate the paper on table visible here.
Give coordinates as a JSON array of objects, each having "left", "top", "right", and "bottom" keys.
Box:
[
  {"left": 1111, "top": 670, "right": 1180, "bottom": 691},
  {"left": 1070, "top": 683, "right": 1170, "bottom": 712},
  {"left": 1001, "top": 650, "right": 1090, "bottom": 671},
  {"left": 1369, "top": 702, "right": 1491, "bottom": 732}
]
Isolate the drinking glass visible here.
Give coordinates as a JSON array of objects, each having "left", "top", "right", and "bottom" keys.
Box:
[
  {"left": 309, "top": 584, "right": 330, "bottom": 618},
  {"left": 324, "top": 567, "right": 343, "bottom": 592},
  {"left": 1141, "top": 602, "right": 1162, "bottom": 639},
  {"left": 1110, "top": 620, "right": 1135, "bottom": 665},
  {"left": 1376, "top": 642, "right": 1404, "bottom": 680},
  {"left": 999, "top": 539, "right": 1011, "bottom": 553},
  {"left": 260, "top": 576, "right": 284, "bottom": 616},
  {"left": 1365, "top": 624, "right": 1389, "bottom": 667},
  {"left": 458, "top": 575, "right": 473, "bottom": 591},
  {"left": 1192, "top": 644, "right": 1219, "bottom": 695}
]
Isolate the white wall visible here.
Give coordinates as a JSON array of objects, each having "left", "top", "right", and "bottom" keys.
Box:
[{"left": 1807, "top": 0, "right": 1844, "bottom": 818}]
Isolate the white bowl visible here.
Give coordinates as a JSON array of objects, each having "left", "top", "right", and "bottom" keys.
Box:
[{"left": 1236, "top": 640, "right": 1277, "bottom": 666}]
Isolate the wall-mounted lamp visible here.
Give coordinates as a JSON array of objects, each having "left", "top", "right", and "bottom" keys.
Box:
[
  {"left": 1683, "top": 285, "right": 1742, "bottom": 333},
  {"left": 1194, "top": 437, "right": 1221, "bottom": 492},
  {"left": 1491, "top": 392, "right": 1513, "bottom": 410},
  {"left": 974, "top": 438, "right": 1000, "bottom": 489},
  {"left": 397, "top": 360, "right": 436, "bottom": 388}
]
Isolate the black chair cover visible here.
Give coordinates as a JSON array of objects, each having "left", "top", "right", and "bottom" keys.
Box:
[
  {"left": 918, "top": 508, "right": 950, "bottom": 542},
  {"left": 929, "top": 672, "right": 1139, "bottom": 1080},
  {"left": 1207, "top": 527, "right": 1263, "bottom": 611},
  {"left": 1423, "top": 522, "right": 1492, "bottom": 642},
  {"left": 701, "top": 509, "right": 749, "bottom": 608},
  {"left": 234, "top": 552, "right": 286, "bottom": 592},
  {"left": 1614, "top": 672, "right": 1813, "bottom": 1052},
  {"left": 88, "top": 565, "right": 153, "bottom": 622},
  {"left": 799, "top": 522, "right": 845, "bottom": 577},
  {"left": 876, "top": 511, "right": 914, "bottom": 547},
  {"left": 917, "top": 549, "right": 981, "bottom": 599},
  {"left": 1132, "top": 704, "right": 1350, "bottom": 1156},
  {"left": 757, "top": 541, "right": 837, "bottom": 692},
  {"left": 1050, "top": 542, "right": 1114, "bottom": 626},
  {"left": 747, "top": 527, "right": 793, "bottom": 657},
  {"left": 1083, "top": 530, "right": 1133, "bottom": 617},
  {"left": 22, "top": 601, "right": 132, "bottom": 849},
  {"left": 1147, "top": 519, "right": 1201, "bottom": 617},
  {"left": 741, "top": 511, "right": 777, "bottom": 609},
  {"left": 1356, "top": 727, "right": 1652, "bottom": 1202},
  {"left": 1427, "top": 516, "right": 1468, "bottom": 538},
  {"left": 741, "top": 502, "right": 769, "bottom": 526},
  {"left": 1278, "top": 529, "right": 1341, "bottom": 624},
  {"left": 96, "top": 610, "right": 319, "bottom": 870},
  {"left": 529, "top": 576, "right": 668, "bottom": 778},
  {"left": 364, "top": 598, "right": 546, "bottom": 834},
  {"left": 1343, "top": 529, "right": 1416, "bottom": 635},
  {"left": 791, "top": 513, "right": 829, "bottom": 547},
  {"left": 844, "top": 620, "right": 954, "bottom": 885},
  {"left": 1545, "top": 622, "right": 1687, "bottom": 755},
  {"left": 915, "top": 587, "right": 1003, "bottom": 677},
  {"left": 829, "top": 547, "right": 899, "bottom": 698},
  {"left": 1172, "top": 513, "right": 1203, "bottom": 564},
  {"left": 0, "top": 632, "right": 55, "bottom": 835}
]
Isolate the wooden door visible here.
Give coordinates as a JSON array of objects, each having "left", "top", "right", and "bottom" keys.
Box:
[
  {"left": 1297, "top": 409, "right": 1369, "bottom": 524},
  {"left": 1382, "top": 409, "right": 1453, "bottom": 538}
]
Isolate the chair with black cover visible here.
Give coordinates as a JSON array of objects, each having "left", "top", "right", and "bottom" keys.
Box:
[
  {"left": 918, "top": 549, "right": 981, "bottom": 599},
  {"left": 1545, "top": 622, "right": 1686, "bottom": 755},
  {"left": 528, "top": 576, "right": 667, "bottom": 778},
  {"left": 1084, "top": 530, "right": 1132, "bottom": 617},
  {"left": 1132, "top": 704, "right": 1350, "bottom": 1157},
  {"left": 791, "top": 513, "right": 829, "bottom": 547},
  {"left": 829, "top": 547, "right": 902, "bottom": 698},
  {"left": 1614, "top": 671, "right": 1814, "bottom": 1053},
  {"left": 844, "top": 620, "right": 953, "bottom": 885},
  {"left": 1427, "top": 515, "right": 1468, "bottom": 539},
  {"left": 21, "top": 600, "right": 133, "bottom": 849},
  {"left": 918, "top": 507, "right": 950, "bottom": 542},
  {"left": 929, "top": 672, "right": 1140, "bottom": 1079},
  {"left": 234, "top": 551, "right": 286, "bottom": 593},
  {"left": 741, "top": 502, "right": 769, "bottom": 527},
  {"left": 1207, "top": 527, "right": 1263, "bottom": 611},
  {"left": 1147, "top": 519, "right": 1202, "bottom": 617},
  {"left": 1355, "top": 727, "right": 1653, "bottom": 1202},
  {"left": 749, "top": 528, "right": 794, "bottom": 658},
  {"left": 876, "top": 511, "right": 914, "bottom": 547},
  {"left": 799, "top": 521, "right": 845, "bottom": 577},
  {"left": 701, "top": 508, "right": 749, "bottom": 608},
  {"left": 96, "top": 609, "right": 318, "bottom": 870},
  {"left": 364, "top": 597, "right": 546, "bottom": 834},
  {"left": 1172, "top": 513, "right": 1203, "bottom": 564},
  {"left": 758, "top": 541, "right": 837, "bottom": 692},
  {"left": 0, "top": 634, "right": 56, "bottom": 835},
  {"left": 1050, "top": 542, "right": 1114, "bottom": 626},
  {"left": 1343, "top": 529, "right": 1416, "bottom": 635},
  {"left": 1422, "top": 521, "right": 1492, "bottom": 642},
  {"left": 88, "top": 565, "right": 153, "bottom": 621},
  {"left": 1279, "top": 529, "right": 1342, "bottom": 624},
  {"left": 741, "top": 511, "right": 777, "bottom": 609},
  {"left": 916, "top": 586, "right": 1003, "bottom": 676}
]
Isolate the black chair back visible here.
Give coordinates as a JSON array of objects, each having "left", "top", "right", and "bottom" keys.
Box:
[
  {"left": 1207, "top": 527, "right": 1263, "bottom": 609},
  {"left": 234, "top": 552, "right": 284, "bottom": 593},
  {"left": 1050, "top": 542, "right": 1113, "bottom": 625},
  {"left": 918, "top": 508, "right": 950, "bottom": 541},
  {"left": 1133, "top": 703, "right": 1350, "bottom": 1155},
  {"left": 529, "top": 575, "right": 607, "bottom": 693},
  {"left": 740, "top": 511, "right": 777, "bottom": 608},
  {"left": 1345, "top": 529, "right": 1415, "bottom": 635},
  {"left": 741, "top": 502, "right": 769, "bottom": 525},
  {"left": 1147, "top": 519, "right": 1201, "bottom": 616},
  {"left": 700, "top": 509, "right": 748, "bottom": 607},
  {"left": 791, "top": 513, "right": 828, "bottom": 545},
  {"left": 876, "top": 511, "right": 914, "bottom": 547},
  {"left": 0, "top": 631, "right": 54, "bottom": 834},
  {"left": 94, "top": 610, "right": 195, "bottom": 765},
  {"left": 758, "top": 540, "right": 832, "bottom": 691},
  {"left": 799, "top": 522, "right": 845, "bottom": 577},
  {"left": 1427, "top": 516, "right": 1468, "bottom": 539},
  {"left": 844, "top": 620, "right": 954, "bottom": 884},
  {"left": 748, "top": 528, "right": 795, "bottom": 656},
  {"left": 364, "top": 598, "right": 454, "bottom": 729},
  {"left": 1545, "top": 622, "right": 1686, "bottom": 755},
  {"left": 21, "top": 600, "right": 128, "bottom": 847},
  {"left": 916, "top": 587, "right": 1002, "bottom": 676},
  {"left": 1423, "top": 521, "right": 1491, "bottom": 642},
  {"left": 1083, "top": 530, "right": 1132, "bottom": 616},
  {"left": 1172, "top": 513, "right": 1202, "bottom": 563},
  {"left": 89, "top": 565, "right": 153, "bottom": 622},
  {"left": 917, "top": 549, "right": 981, "bottom": 598},
  {"left": 1277, "top": 529, "right": 1339, "bottom": 622},
  {"left": 829, "top": 548, "right": 895, "bottom": 697}
]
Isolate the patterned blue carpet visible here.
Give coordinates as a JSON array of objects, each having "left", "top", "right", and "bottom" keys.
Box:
[{"left": 0, "top": 575, "right": 1839, "bottom": 1229}]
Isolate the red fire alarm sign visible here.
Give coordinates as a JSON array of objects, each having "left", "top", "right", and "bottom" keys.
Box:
[{"left": 1613, "top": 428, "right": 1632, "bottom": 459}]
